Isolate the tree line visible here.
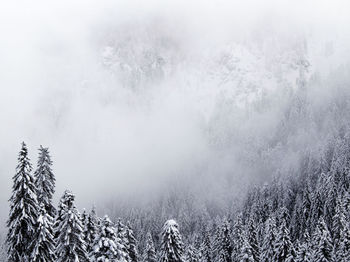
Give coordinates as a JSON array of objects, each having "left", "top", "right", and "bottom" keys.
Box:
[{"left": 5, "top": 133, "right": 350, "bottom": 261}]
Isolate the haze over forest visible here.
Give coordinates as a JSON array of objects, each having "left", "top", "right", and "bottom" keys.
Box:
[{"left": 1, "top": 0, "right": 350, "bottom": 229}]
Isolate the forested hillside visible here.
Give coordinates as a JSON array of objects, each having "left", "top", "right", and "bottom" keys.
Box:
[{"left": 3, "top": 122, "right": 350, "bottom": 261}]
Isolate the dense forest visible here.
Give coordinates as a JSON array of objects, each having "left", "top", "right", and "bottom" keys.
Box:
[
  {"left": 1, "top": 1, "right": 350, "bottom": 262},
  {"left": 3, "top": 122, "right": 350, "bottom": 262}
]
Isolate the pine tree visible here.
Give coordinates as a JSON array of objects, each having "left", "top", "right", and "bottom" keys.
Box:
[
  {"left": 231, "top": 214, "right": 244, "bottom": 262},
  {"left": 31, "top": 204, "right": 56, "bottom": 262},
  {"left": 126, "top": 221, "right": 139, "bottom": 262},
  {"left": 273, "top": 207, "right": 295, "bottom": 261},
  {"left": 332, "top": 195, "right": 346, "bottom": 248},
  {"left": 214, "top": 218, "right": 233, "bottom": 262},
  {"left": 312, "top": 218, "right": 334, "bottom": 262},
  {"left": 238, "top": 230, "right": 255, "bottom": 262},
  {"left": 295, "top": 232, "right": 312, "bottom": 262},
  {"left": 246, "top": 216, "right": 259, "bottom": 262},
  {"left": 260, "top": 216, "right": 277, "bottom": 262},
  {"left": 55, "top": 190, "right": 89, "bottom": 262},
  {"left": 34, "top": 146, "right": 56, "bottom": 218},
  {"left": 143, "top": 232, "right": 156, "bottom": 262},
  {"left": 7, "top": 142, "right": 40, "bottom": 262},
  {"left": 334, "top": 209, "right": 350, "bottom": 262},
  {"left": 186, "top": 245, "right": 199, "bottom": 262},
  {"left": 84, "top": 207, "right": 98, "bottom": 254},
  {"left": 201, "top": 230, "right": 212, "bottom": 262},
  {"left": 115, "top": 218, "right": 131, "bottom": 262},
  {"left": 91, "top": 215, "right": 126, "bottom": 262},
  {"left": 159, "top": 219, "right": 184, "bottom": 262}
]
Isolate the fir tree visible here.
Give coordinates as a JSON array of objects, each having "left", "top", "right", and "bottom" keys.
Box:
[
  {"left": 7, "top": 142, "right": 39, "bottom": 262},
  {"left": 231, "top": 214, "right": 244, "bottom": 262},
  {"left": 238, "top": 230, "right": 255, "bottom": 262},
  {"left": 34, "top": 146, "right": 56, "bottom": 218},
  {"left": 91, "top": 215, "right": 126, "bottom": 262},
  {"left": 214, "top": 218, "right": 233, "bottom": 262},
  {"left": 31, "top": 204, "right": 56, "bottom": 262},
  {"left": 115, "top": 218, "right": 131, "bottom": 262},
  {"left": 312, "top": 218, "right": 334, "bottom": 262},
  {"left": 185, "top": 245, "right": 199, "bottom": 262},
  {"left": 126, "top": 221, "right": 139, "bottom": 262},
  {"left": 260, "top": 216, "right": 277, "bottom": 262},
  {"left": 273, "top": 207, "right": 295, "bottom": 261},
  {"left": 55, "top": 190, "right": 89, "bottom": 262},
  {"left": 334, "top": 213, "right": 350, "bottom": 261},
  {"left": 84, "top": 206, "right": 98, "bottom": 254},
  {"left": 295, "top": 232, "right": 312, "bottom": 262},
  {"left": 143, "top": 232, "right": 156, "bottom": 262},
  {"left": 246, "top": 216, "right": 259, "bottom": 261},
  {"left": 159, "top": 219, "right": 184, "bottom": 262},
  {"left": 201, "top": 230, "right": 212, "bottom": 262}
]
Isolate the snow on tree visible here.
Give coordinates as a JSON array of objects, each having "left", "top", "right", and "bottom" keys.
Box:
[
  {"left": 334, "top": 200, "right": 350, "bottom": 262},
  {"left": 260, "top": 215, "right": 277, "bottom": 262},
  {"left": 231, "top": 214, "right": 244, "bottom": 262},
  {"left": 159, "top": 219, "right": 185, "bottom": 262},
  {"left": 53, "top": 189, "right": 75, "bottom": 240},
  {"left": 201, "top": 230, "right": 212, "bottom": 262},
  {"left": 7, "top": 142, "right": 40, "bottom": 262},
  {"left": 34, "top": 146, "right": 56, "bottom": 218},
  {"left": 332, "top": 195, "right": 347, "bottom": 247},
  {"left": 273, "top": 207, "right": 295, "bottom": 261},
  {"left": 246, "top": 216, "right": 260, "bottom": 261},
  {"left": 185, "top": 245, "right": 199, "bottom": 262},
  {"left": 238, "top": 230, "right": 256, "bottom": 262},
  {"left": 312, "top": 218, "right": 334, "bottom": 262},
  {"left": 31, "top": 204, "right": 56, "bottom": 262},
  {"left": 125, "top": 221, "right": 139, "bottom": 262},
  {"left": 84, "top": 206, "right": 99, "bottom": 254},
  {"left": 142, "top": 232, "right": 156, "bottom": 262},
  {"left": 115, "top": 218, "right": 131, "bottom": 262},
  {"left": 90, "top": 215, "right": 126, "bottom": 262},
  {"left": 214, "top": 218, "right": 233, "bottom": 262},
  {"left": 55, "top": 190, "right": 89, "bottom": 262},
  {"left": 295, "top": 232, "right": 312, "bottom": 262}
]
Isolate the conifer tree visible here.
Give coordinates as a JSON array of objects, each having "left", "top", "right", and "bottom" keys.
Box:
[
  {"left": 159, "top": 219, "right": 184, "bottom": 262},
  {"left": 214, "top": 218, "right": 233, "bottom": 262},
  {"left": 295, "top": 232, "right": 312, "bottom": 262},
  {"left": 84, "top": 207, "right": 98, "bottom": 254},
  {"left": 7, "top": 142, "right": 39, "bottom": 262},
  {"left": 55, "top": 190, "right": 89, "bottom": 262},
  {"left": 246, "top": 216, "right": 260, "bottom": 261},
  {"left": 260, "top": 216, "right": 277, "bottom": 262},
  {"left": 274, "top": 207, "right": 295, "bottom": 261},
  {"left": 201, "top": 230, "right": 212, "bottom": 262},
  {"left": 334, "top": 209, "right": 350, "bottom": 262},
  {"left": 126, "top": 221, "right": 139, "bottom": 262},
  {"left": 238, "top": 230, "right": 255, "bottom": 262},
  {"left": 34, "top": 146, "right": 56, "bottom": 218},
  {"left": 143, "top": 232, "right": 156, "bottom": 262},
  {"left": 186, "top": 245, "right": 199, "bottom": 262},
  {"left": 91, "top": 215, "right": 126, "bottom": 262},
  {"left": 231, "top": 214, "right": 244, "bottom": 262},
  {"left": 53, "top": 189, "right": 75, "bottom": 240},
  {"left": 312, "top": 218, "right": 334, "bottom": 262},
  {"left": 31, "top": 204, "right": 56, "bottom": 262},
  {"left": 115, "top": 218, "right": 131, "bottom": 262}
]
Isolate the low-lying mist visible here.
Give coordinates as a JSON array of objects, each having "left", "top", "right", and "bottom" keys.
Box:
[{"left": 1, "top": 0, "right": 350, "bottom": 224}]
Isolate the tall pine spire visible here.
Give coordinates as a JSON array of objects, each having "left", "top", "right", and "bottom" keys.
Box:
[
  {"left": 7, "top": 142, "right": 39, "bottom": 262},
  {"left": 34, "top": 145, "right": 56, "bottom": 218}
]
